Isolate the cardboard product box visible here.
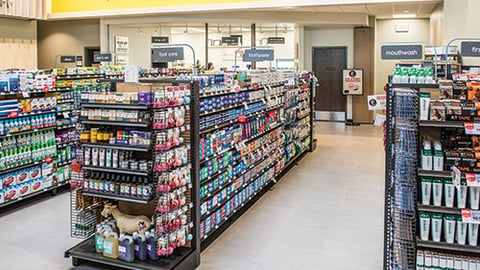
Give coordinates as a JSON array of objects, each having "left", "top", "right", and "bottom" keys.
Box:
[
  {"left": 116, "top": 83, "right": 152, "bottom": 93},
  {"left": 430, "top": 101, "right": 446, "bottom": 121},
  {"left": 4, "top": 186, "right": 19, "bottom": 201},
  {"left": 42, "top": 162, "right": 53, "bottom": 177},
  {"left": 16, "top": 169, "right": 29, "bottom": 184},
  {"left": 3, "top": 172, "right": 16, "bottom": 188},
  {"left": 31, "top": 178, "right": 43, "bottom": 193},
  {"left": 454, "top": 82, "right": 468, "bottom": 100},
  {"left": 439, "top": 80, "right": 454, "bottom": 99},
  {"left": 467, "top": 81, "right": 480, "bottom": 100},
  {"left": 18, "top": 181, "right": 31, "bottom": 197},
  {"left": 0, "top": 190, "right": 4, "bottom": 204}
]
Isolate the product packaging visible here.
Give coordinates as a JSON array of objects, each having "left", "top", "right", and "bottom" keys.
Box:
[
  {"left": 470, "top": 187, "right": 480, "bottom": 210},
  {"left": 419, "top": 212, "right": 431, "bottom": 241},
  {"left": 431, "top": 213, "right": 443, "bottom": 242},
  {"left": 432, "top": 178, "right": 444, "bottom": 206},
  {"left": 444, "top": 215, "right": 456, "bottom": 244},
  {"left": 444, "top": 178, "right": 455, "bottom": 207},
  {"left": 433, "top": 141, "right": 444, "bottom": 171},
  {"left": 468, "top": 223, "right": 479, "bottom": 246},
  {"left": 457, "top": 181, "right": 468, "bottom": 209},
  {"left": 420, "top": 92, "right": 431, "bottom": 121},
  {"left": 422, "top": 140, "right": 433, "bottom": 170}
]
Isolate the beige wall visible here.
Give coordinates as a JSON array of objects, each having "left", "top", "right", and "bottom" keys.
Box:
[
  {"left": 304, "top": 27, "right": 354, "bottom": 72},
  {"left": 0, "top": 17, "right": 37, "bottom": 70},
  {"left": 37, "top": 19, "right": 100, "bottom": 69},
  {"left": 374, "top": 19, "right": 430, "bottom": 94},
  {"left": 429, "top": 3, "right": 443, "bottom": 46}
]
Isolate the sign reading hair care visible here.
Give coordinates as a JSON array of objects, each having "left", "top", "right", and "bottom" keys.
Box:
[
  {"left": 151, "top": 36, "right": 169, "bottom": 44},
  {"left": 342, "top": 69, "right": 363, "bottom": 95},
  {"left": 222, "top": 36, "right": 239, "bottom": 46},
  {"left": 461, "top": 42, "right": 480, "bottom": 57},
  {"left": 152, "top": 47, "right": 184, "bottom": 63},
  {"left": 115, "top": 36, "right": 129, "bottom": 54},
  {"left": 60, "top": 56, "right": 76, "bottom": 63},
  {"left": 267, "top": 37, "right": 285, "bottom": 44},
  {"left": 381, "top": 45, "right": 423, "bottom": 60},
  {"left": 93, "top": 53, "right": 112, "bottom": 62},
  {"left": 243, "top": 49, "right": 274, "bottom": 62}
]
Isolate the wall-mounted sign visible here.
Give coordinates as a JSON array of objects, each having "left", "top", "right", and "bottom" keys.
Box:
[
  {"left": 230, "top": 35, "right": 243, "bottom": 45},
  {"left": 116, "top": 55, "right": 129, "bottom": 66},
  {"left": 76, "top": 56, "right": 83, "bottom": 67},
  {"left": 395, "top": 23, "right": 409, "bottom": 33},
  {"left": 243, "top": 49, "right": 274, "bottom": 62},
  {"left": 267, "top": 37, "right": 285, "bottom": 44},
  {"left": 151, "top": 36, "right": 169, "bottom": 44},
  {"left": 461, "top": 42, "right": 480, "bottom": 57},
  {"left": 222, "top": 36, "right": 239, "bottom": 46},
  {"left": 60, "top": 56, "right": 75, "bottom": 63},
  {"left": 93, "top": 53, "right": 112, "bottom": 62},
  {"left": 381, "top": 45, "right": 423, "bottom": 60},
  {"left": 152, "top": 47, "right": 184, "bottom": 63},
  {"left": 343, "top": 69, "right": 363, "bottom": 95},
  {"left": 115, "top": 36, "right": 129, "bottom": 54}
]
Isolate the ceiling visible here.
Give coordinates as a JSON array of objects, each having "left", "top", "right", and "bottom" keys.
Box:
[{"left": 255, "top": 1, "right": 441, "bottom": 19}]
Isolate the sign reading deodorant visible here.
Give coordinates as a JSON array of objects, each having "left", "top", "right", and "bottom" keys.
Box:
[{"left": 151, "top": 47, "right": 184, "bottom": 63}]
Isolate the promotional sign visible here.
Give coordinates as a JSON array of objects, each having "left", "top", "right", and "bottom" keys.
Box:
[
  {"left": 367, "top": 95, "right": 386, "bottom": 110},
  {"left": 462, "top": 209, "right": 480, "bottom": 224},
  {"left": 465, "top": 173, "right": 480, "bottom": 187},
  {"left": 461, "top": 42, "right": 480, "bottom": 57},
  {"left": 116, "top": 55, "right": 129, "bottom": 66},
  {"left": 93, "top": 53, "right": 112, "bottom": 62},
  {"left": 151, "top": 36, "right": 169, "bottom": 44},
  {"left": 267, "top": 37, "right": 285, "bottom": 44},
  {"left": 464, "top": 122, "right": 480, "bottom": 135},
  {"left": 243, "top": 49, "right": 274, "bottom": 62},
  {"left": 342, "top": 69, "right": 363, "bottom": 95},
  {"left": 381, "top": 45, "right": 423, "bottom": 60},
  {"left": 115, "top": 36, "right": 129, "bottom": 54},
  {"left": 151, "top": 47, "right": 184, "bottom": 63},
  {"left": 222, "top": 36, "right": 239, "bottom": 46},
  {"left": 60, "top": 56, "right": 75, "bottom": 63},
  {"left": 125, "top": 66, "right": 139, "bottom": 83}
]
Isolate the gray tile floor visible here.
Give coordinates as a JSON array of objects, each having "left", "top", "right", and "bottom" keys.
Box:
[{"left": 0, "top": 122, "right": 384, "bottom": 270}]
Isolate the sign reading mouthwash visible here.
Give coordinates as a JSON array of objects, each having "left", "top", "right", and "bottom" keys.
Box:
[{"left": 381, "top": 45, "right": 423, "bottom": 60}]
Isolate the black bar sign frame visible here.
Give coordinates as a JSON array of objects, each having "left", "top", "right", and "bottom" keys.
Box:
[
  {"left": 222, "top": 36, "right": 239, "bottom": 46},
  {"left": 381, "top": 45, "right": 423, "bottom": 60},
  {"left": 60, "top": 56, "right": 76, "bottom": 63},
  {"left": 268, "top": 37, "right": 285, "bottom": 45},
  {"left": 152, "top": 47, "right": 184, "bottom": 63},
  {"left": 151, "top": 36, "right": 170, "bottom": 44},
  {"left": 93, "top": 53, "right": 112, "bottom": 62}
]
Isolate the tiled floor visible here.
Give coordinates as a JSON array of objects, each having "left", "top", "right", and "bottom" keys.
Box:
[{"left": 0, "top": 122, "right": 385, "bottom": 270}]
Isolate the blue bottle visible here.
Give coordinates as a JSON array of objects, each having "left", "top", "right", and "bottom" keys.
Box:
[
  {"left": 146, "top": 230, "right": 159, "bottom": 260},
  {"left": 133, "top": 232, "right": 147, "bottom": 261},
  {"left": 118, "top": 234, "right": 135, "bottom": 263}
]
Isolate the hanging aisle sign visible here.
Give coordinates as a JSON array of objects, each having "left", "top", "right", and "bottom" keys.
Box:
[
  {"left": 243, "top": 49, "right": 274, "bottom": 62},
  {"left": 60, "top": 56, "right": 76, "bottom": 63},
  {"left": 381, "top": 45, "right": 423, "bottom": 60},
  {"left": 151, "top": 36, "right": 170, "bottom": 44},
  {"left": 267, "top": 37, "right": 285, "bottom": 44},
  {"left": 222, "top": 37, "right": 239, "bottom": 46},
  {"left": 152, "top": 47, "right": 184, "bottom": 63},
  {"left": 93, "top": 53, "right": 112, "bottom": 62},
  {"left": 461, "top": 42, "right": 480, "bottom": 57}
]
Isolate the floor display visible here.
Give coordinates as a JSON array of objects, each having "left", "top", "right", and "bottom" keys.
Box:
[{"left": 384, "top": 73, "right": 480, "bottom": 270}]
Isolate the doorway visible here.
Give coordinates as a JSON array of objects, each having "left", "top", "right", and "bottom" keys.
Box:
[
  {"left": 84, "top": 47, "right": 100, "bottom": 67},
  {"left": 312, "top": 47, "right": 347, "bottom": 121}
]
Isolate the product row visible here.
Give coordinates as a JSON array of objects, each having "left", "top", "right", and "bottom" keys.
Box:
[
  {"left": 82, "top": 172, "right": 153, "bottom": 199},
  {"left": 0, "top": 71, "right": 55, "bottom": 93},
  {"left": 200, "top": 101, "right": 266, "bottom": 130},
  {"left": 417, "top": 250, "right": 480, "bottom": 270},
  {"left": 390, "top": 67, "right": 436, "bottom": 84},
  {"left": 419, "top": 177, "right": 477, "bottom": 209},
  {"left": 419, "top": 211, "right": 478, "bottom": 246},
  {"left": 80, "top": 128, "right": 152, "bottom": 146},
  {"left": 139, "top": 67, "right": 194, "bottom": 78},
  {"left": 153, "top": 107, "right": 186, "bottom": 130},
  {"left": 0, "top": 113, "right": 56, "bottom": 136},
  {"left": 83, "top": 148, "right": 149, "bottom": 170},
  {"left": 152, "top": 85, "right": 191, "bottom": 108},
  {"left": 199, "top": 90, "right": 263, "bottom": 113},
  {"left": 81, "top": 109, "right": 150, "bottom": 124}
]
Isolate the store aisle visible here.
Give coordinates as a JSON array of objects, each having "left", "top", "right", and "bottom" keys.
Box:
[{"left": 199, "top": 122, "right": 385, "bottom": 270}]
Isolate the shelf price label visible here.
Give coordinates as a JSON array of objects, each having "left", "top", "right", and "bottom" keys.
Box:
[
  {"left": 462, "top": 209, "right": 480, "bottom": 224},
  {"left": 465, "top": 173, "right": 480, "bottom": 187},
  {"left": 464, "top": 122, "right": 480, "bottom": 135},
  {"left": 453, "top": 166, "right": 462, "bottom": 187}
]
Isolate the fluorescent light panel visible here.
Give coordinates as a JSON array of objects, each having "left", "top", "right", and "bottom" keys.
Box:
[{"left": 392, "top": 13, "right": 416, "bottom": 19}]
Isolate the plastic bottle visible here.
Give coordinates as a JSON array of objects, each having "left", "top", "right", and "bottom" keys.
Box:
[
  {"left": 133, "top": 232, "right": 147, "bottom": 261},
  {"left": 103, "top": 231, "right": 119, "bottom": 259},
  {"left": 119, "top": 234, "right": 135, "bottom": 262},
  {"left": 146, "top": 230, "right": 159, "bottom": 260},
  {"left": 95, "top": 225, "right": 112, "bottom": 253}
]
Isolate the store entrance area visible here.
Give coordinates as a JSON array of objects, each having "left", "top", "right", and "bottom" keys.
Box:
[{"left": 0, "top": 123, "right": 384, "bottom": 270}]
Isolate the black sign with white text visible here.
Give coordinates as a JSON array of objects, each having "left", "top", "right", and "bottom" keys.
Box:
[
  {"left": 381, "top": 45, "right": 423, "bottom": 60},
  {"left": 268, "top": 37, "right": 285, "bottom": 44},
  {"left": 93, "top": 53, "right": 112, "bottom": 62},
  {"left": 151, "top": 47, "right": 184, "bottom": 63},
  {"left": 60, "top": 56, "right": 76, "bottom": 63},
  {"left": 461, "top": 42, "right": 480, "bottom": 57},
  {"left": 222, "top": 36, "right": 239, "bottom": 46},
  {"left": 151, "top": 36, "right": 169, "bottom": 44}
]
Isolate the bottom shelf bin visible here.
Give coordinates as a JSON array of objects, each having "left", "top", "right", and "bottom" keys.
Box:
[{"left": 65, "top": 236, "right": 196, "bottom": 270}]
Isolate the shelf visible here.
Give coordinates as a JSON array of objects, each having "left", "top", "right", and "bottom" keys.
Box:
[
  {"left": 81, "top": 120, "right": 149, "bottom": 128},
  {"left": 200, "top": 164, "right": 235, "bottom": 186},
  {"left": 81, "top": 143, "right": 150, "bottom": 152},
  {"left": 418, "top": 169, "right": 453, "bottom": 178},
  {"left": 419, "top": 121, "right": 464, "bottom": 128},
  {"left": 199, "top": 83, "right": 284, "bottom": 99},
  {"left": 0, "top": 109, "right": 57, "bottom": 120},
  {"left": 0, "top": 182, "right": 69, "bottom": 209},
  {"left": 0, "top": 90, "right": 53, "bottom": 96},
  {"left": 82, "top": 165, "right": 149, "bottom": 176},
  {"left": 57, "top": 159, "right": 74, "bottom": 167},
  {"left": 56, "top": 74, "right": 104, "bottom": 80},
  {"left": 57, "top": 99, "right": 74, "bottom": 104},
  {"left": 298, "top": 113, "right": 311, "bottom": 121},
  {"left": 200, "top": 120, "right": 237, "bottom": 135},
  {"left": 200, "top": 104, "right": 245, "bottom": 117},
  {"left": 416, "top": 240, "right": 480, "bottom": 254},
  {"left": 65, "top": 237, "right": 194, "bottom": 270},
  {"left": 417, "top": 204, "right": 462, "bottom": 215},
  {"left": 56, "top": 124, "right": 76, "bottom": 130},
  {"left": 81, "top": 103, "right": 151, "bottom": 110},
  {"left": 390, "top": 83, "right": 439, "bottom": 89},
  {"left": 57, "top": 141, "right": 76, "bottom": 148},
  {"left": 0, "top": 126, "right": 56, "bottom": 138},
  {"left": 81, "top": 191, "right": 152, "bottom": 204}
]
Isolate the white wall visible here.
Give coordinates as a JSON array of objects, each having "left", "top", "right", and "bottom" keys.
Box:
[
  {"left": 256, "top": 29, "right": 295, "bottom": 69},
  {"left": 429, "top": 3, "right": 443, "bottom": 46},
  {"left": 304, "top": 27, "right": 354, "bottom": 72},
  {"left": 374, "top": 19, "right": 430, "bottom": 94},
  {"left": 171, "top": 29, "right": 206, "bottom": 69},
  {"left": 0, "top": 17, "right": 37, "bottom": 70}
]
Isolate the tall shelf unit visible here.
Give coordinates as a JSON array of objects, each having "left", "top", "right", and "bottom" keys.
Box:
[{"left": 384, "top": 81, "right": 480, "bottom": 270}]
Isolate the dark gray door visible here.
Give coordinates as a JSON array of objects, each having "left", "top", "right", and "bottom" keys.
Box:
[{"left": 312, "top": 47, "right": 347, "bottom": 120}]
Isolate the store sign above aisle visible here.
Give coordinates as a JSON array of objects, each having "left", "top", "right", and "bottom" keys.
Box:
[
  {"left": 267, "top": 37, "right": 285, "bottom": 45},
  {"left": 60, "top": 56, "right": 76, "bottom": 63},
  {"left": 222, "top": 37, "right": 239, "bottom": 46},
  {"left": 151, "top": 36, "right": 169, "bottom": 44},
  {"left": 152, "top": 47, "right": 184, "bottom": 63},
  {"left": 342, "top": 69, "right": 363, "bottom": 95},
  {"left": 461, "top": 42, "right": 480, "bottom": 57},
  {"left": 381, "top": 45, "right": 423, "bottom": 60},
  {"left": 93, "top": 53, "right": 112, "bottom": 62},
  {"left": 243, "top": 49, "right": 274, "bottom": 62}
]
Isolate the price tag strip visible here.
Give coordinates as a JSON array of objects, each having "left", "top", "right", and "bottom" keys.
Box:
[{"left": 464, "top": 122, "right": 480, "bottom": 135}]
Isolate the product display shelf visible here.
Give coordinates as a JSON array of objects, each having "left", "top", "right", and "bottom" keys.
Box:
[
  {"left": 0, "top": 109, "right": 57, "bottom": 120},
  {"left": 417, "top": 169, "right": 453, "bottom": 178},
  {"left": 81, "top": 103, "right": 151, "bottom": 110},
  {"left": 198, "top": 73, "right": 315, "bottom": 250},
  {"left": 0, "top": 182, "right": 69, "bottom": 209},
  {"left": 389, "top": 83, "right": 440, "bottom": 89},
  {"left": 0, "top": 126, "right": 56, "bottom": 138},
  {"left": 66, "top": 78, "right": 200, "bottom": 270},
  {"left": 81, "top": 120, "right": 150, "bottom": 128},
  {"left": 199, "top": 97, "right": 265, "bottom": 117},
  {"left": 199, "top": 83, "right": 283, "bottom": 99},
  {"left": 417, "top": 204, "right": 462, "bottom": 215},
  {"left": 82, "top": 165, "right": 150, "bottom": 176},
  {"left": 57, "top": 159, "right": 74, "bottom": 167},
  {"left": 419, "top": 120, "right": 465, "bottom": 128},
  {"left": 417, "top": 240, "right": 480, "bottom": 255},
  {"left": 56, "top": 124, "right": 77, "bottom": 130},
  {"left": 56, "top": 74, "right": 104, "bottom": 80}
]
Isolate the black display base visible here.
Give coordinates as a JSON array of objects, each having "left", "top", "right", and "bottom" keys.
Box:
[
  {"left": 345, "top": 120, "right": 360, "bottom": 126},
  {"left": 65, "top": 237, "right": 196, "bottom": 270}
]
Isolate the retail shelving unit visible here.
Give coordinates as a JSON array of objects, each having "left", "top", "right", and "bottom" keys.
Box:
[
  {"left": 65, "top": 78, "right": 200, "bottom": 270},
  {"left": 384, "top": 81, "right": 480, "bottom": 269}
]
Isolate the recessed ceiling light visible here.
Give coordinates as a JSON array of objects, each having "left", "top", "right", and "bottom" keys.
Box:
[{"left": 393, "top": 14, "right": 416, "bottom": 18}]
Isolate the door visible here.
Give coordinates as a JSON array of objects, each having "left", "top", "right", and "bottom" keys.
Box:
[
  {"left": 84, "top": 47, "right": 100, "bottom": 67},
  {"left": 312, "top": 47, "right": 347, "bottom": 121}
]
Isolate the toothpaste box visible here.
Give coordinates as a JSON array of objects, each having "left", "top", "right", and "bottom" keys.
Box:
[
  {"left": 16, "top": 169, "right": 29, "bottom": 184},
  {"left": 18, "top": 182, "right": 31, "bottom": 197},
  {"left": 3, "top": 172, "right": 16, "bottom": 188},
  {"left": 4, "top": 186, "right": 19, "bottom": 201},
  {"left": 29, "top": 165, "right": 42, "bottom": 180},
  {"left": 31, "top": 178, "right": 43, "bottom": 193},
  {"left": 0, "top": 190, "right": 4, "bottom": 203}
]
